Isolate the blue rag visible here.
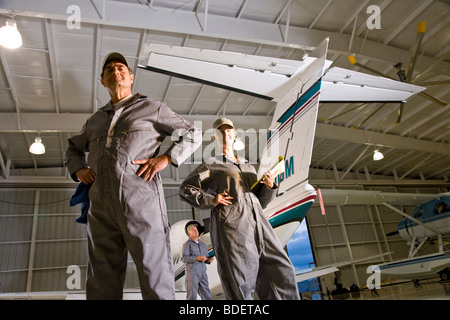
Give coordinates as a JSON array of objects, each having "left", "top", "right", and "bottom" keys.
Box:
[{"left": 70, "top": 182, "right": 91, "bottom": 224}]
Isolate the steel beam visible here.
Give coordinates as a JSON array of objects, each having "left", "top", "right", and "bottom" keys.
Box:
[{"left": 1, "top": 0, "right": 449, "bottom": 72}]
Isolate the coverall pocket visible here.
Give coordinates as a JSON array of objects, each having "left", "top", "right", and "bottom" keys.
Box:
[
  {"left": 219, "top": 204, "right": 237, "bottom": 225},
  {"left": 118, "top": 129, "right": 155, "bottom": 159},
  {"left": 87, "top": 135, "right": 104, "bottom": 167},
  {"left": 120, "top": 173, "right": 157, "bottom": 206}
]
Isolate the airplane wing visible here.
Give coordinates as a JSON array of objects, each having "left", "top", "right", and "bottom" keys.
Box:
[
  {"left": 138, "top": 42, "right": 424, "bottom": 105},
  {"left": 317, "top": 189, "right": 450, "bottom": 206},
  {"left": 295, "top": 252, "right": 393, "bottom": 283},
  {"left": 296, "top": 267, "right": 339, "bottom": 283},
  {"left": 321, "top": 67, "right": 424, "bottom": 103},
  {"left": 138, "top": 41, "right": 330, "bottom": 103}
]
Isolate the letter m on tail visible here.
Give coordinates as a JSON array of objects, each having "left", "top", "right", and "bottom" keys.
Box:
[{"left": 285, "top": 156, "right": 294, "bottom": 178}]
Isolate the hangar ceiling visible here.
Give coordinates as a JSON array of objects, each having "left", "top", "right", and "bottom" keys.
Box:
[{"left": 0, "top": 0, "right": 449, "bottom": 188}]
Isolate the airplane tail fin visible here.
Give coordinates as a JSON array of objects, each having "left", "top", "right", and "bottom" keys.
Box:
[{"left": 257, "top": 38, "right": 330, "bottom": 194}]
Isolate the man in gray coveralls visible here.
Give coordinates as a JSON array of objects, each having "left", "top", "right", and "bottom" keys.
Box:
[
  {"left": 181, "top": 222, "right": 214, "bottom": 300},
  {"left": 65, "top": 52, "right": 201, "bottom": 299}
]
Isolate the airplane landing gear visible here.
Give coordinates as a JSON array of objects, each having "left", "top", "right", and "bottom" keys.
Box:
[{"left": 438, "top": 267, "right": 450, "bottom": 282}]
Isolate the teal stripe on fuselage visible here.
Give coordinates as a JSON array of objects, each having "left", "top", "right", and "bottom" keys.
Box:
[
  {"left": 268, "top": 200, "right": 314, "bottom": 228},
  {"left": 277, "top": 80, "right": 322, "bottom": 125},
  {"left": 379, "top": 251, "right": 450, "bottom": 270},
  {"left": 398, "top": 211, "right": 450, "bottom": 230}
]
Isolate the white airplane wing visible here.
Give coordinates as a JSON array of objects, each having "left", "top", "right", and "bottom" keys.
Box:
[
  {"left": 138, "top": 42, "right": 424, "bottom": 106},
  {"left": 295, "top": 252, "right": 393, "bottom": 283},
  {"left": 139, "top": 41, "right": 329, "bottom": 103},
  {"left": 321, "top": 67, "right": 424, "bottom": 103},
  {"left": 296, "top": 267, "right": 339, "bottom": 283},
  {"left": 317, "top": 189, "right": 449, "bottom": 206}
]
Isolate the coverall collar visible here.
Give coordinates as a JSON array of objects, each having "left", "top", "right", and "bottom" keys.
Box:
[
  {"left": 188, "top": 237, "right": 199, "bottom": 244},
  {"left": 214, "top": 153, "right": 247, "bottom": 165},
  {"left": 100, "top": 92, "right": 147, "bottom": 112}
]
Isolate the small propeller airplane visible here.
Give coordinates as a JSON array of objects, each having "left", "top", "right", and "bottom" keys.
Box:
[
  {"left": 377, "top": 195, "right": 450, "bottom": 283},
  {"left": 318, "top": 189, "right": 450, "bottom": 286},
  {"left": 135, "top": 36, "right": 450, "bottom": 298}
]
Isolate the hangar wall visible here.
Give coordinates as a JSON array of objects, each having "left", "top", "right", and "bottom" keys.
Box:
[
  {"left": 307, "top": 184, "right": 448, "bottom": 293},
  {"left": 0, "top": 181, "right": 212, "bottom": 294}
]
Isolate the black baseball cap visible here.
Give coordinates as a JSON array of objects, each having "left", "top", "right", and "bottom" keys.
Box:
[{"left": 102, "top": 52, "right": 129, "bottom": 73}]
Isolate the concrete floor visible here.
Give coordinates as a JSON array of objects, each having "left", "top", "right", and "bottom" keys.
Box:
[{"left": 356, "top": 279, "right": 450, "bottom": 300}]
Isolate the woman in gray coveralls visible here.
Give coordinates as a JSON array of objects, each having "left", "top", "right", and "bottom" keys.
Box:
[{"left": 179, "top": 118, "right": 299, "bottom": 300}]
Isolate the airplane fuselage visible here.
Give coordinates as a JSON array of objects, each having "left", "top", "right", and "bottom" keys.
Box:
[
  {"left": 398, "top": 196, "right": 450, "bottom": 242},
  {"left": 373, "top": 251, "right": 450, "bottom": 281}
]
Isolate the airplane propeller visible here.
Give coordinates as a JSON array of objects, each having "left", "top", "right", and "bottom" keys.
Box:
[{"left": 343, "top": 21, "right": 447, "bottom": 125}]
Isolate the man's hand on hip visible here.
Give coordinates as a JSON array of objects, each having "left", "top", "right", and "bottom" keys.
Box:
[{"left": 132, "top": 154, "right": 172, "bottom": 182}]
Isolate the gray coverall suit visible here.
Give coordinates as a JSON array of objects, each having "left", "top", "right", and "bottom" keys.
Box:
[
  {"left": 179, "top": 155, "right": 300, "bottom": 300},
  {"left": 65, "top": 93, "right": 201, "bottom": 299},
  {"left": 181, "top": 238, "right": 212, "bottom": 300}
]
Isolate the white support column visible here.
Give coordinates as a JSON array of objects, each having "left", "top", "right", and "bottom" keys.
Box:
[
  {"left": 0, "top": 149, "right": 10, "bottom": 179},
  {"left": 26, "top": 190, "right": 40, "bottom": 292},
  {"left": 335, "top": 205, "right": 359, "bottom": 286},
  {"left": 367, "top": 205, "right": 387, "bottom": 263},
  {"left": 438, "top": 234, "right": 443, "bottom": 254},
  {"left": 372, "top": 205, "right": 393, "bottom": 262}
]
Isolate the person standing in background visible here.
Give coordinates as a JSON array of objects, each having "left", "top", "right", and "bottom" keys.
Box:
[{"left": 181, "top": 222, "right": 214, "bottom": 300}]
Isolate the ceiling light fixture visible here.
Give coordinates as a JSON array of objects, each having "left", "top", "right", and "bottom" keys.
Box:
[
  {"left": 373, "top": 149, "right": 384, "bottom": 161},
  {"left": 0, "top": 19, "right": 22, "bottom": 49},
  {"left": 29, "top": 137, "right": 45, "bottom": 155}
]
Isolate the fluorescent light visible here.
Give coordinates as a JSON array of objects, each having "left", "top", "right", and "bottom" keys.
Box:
[
  {"left": 373, "top": 149, "right": 384, "bottom": 161},
  {"left": 0, "top": 20, "right": 22, "bottom": 49},
  {"left": 29, "top": 137, "right": 45, "bottom": 155}
]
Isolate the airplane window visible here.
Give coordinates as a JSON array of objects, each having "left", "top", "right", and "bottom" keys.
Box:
[
  {"left": 434, "top": 202, "right": 449, "bottom": 215},
  {"left": 415, "top": 207, "right": 424, "bottom": 218}
]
